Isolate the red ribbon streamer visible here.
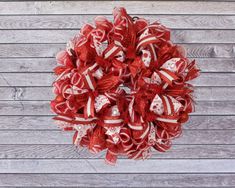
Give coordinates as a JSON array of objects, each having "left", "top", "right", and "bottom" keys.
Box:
[{"left": 51, "top": 7, "right": 200, "bottom": 165}]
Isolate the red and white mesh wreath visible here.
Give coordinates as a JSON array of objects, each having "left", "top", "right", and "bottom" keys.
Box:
[{"left": 51, "top": 7, "right": 200, "bottom": 165}]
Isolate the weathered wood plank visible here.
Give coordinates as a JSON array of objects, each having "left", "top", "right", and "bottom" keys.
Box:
[
  {"left": 183, "top": 44, "right": 235, "bottom": 58},
  {"left": 0, "top": 58, "right": 234, "bottom": 73},
  {"left": 0, "top": 116, "right": 55, "bottom": 130},
  {"left": 0, "top": 130, "right": 234, "bottom": 145},
  {"left": 0, "top": 144, "right": 234, "bottom": 159},
  {"left": 0, "top": 173, "right": 234, "bottom": 187},
  {"left": 1, "top": 115, "right": 234, "bottom": 130},
  {"left": 194, "top": 87, "right": 235, "bottom": 100},
  {"left": 0, "top": 101, "right": 234, "bottom": 115},
  {"left": 0, "top": 30, "right": 77, "bottom": 44},
  {"left": 0, "top": 73, "right": 55, "bottom": 87},
  {"left": 191, "top": 73, "right": 235, "bottom": 86},
  {"left": 0, "top": 101, "right": 51, "bottom": 115},
  {"left": 1, "top": 15, "right": 235, "bottom": 29},
  {"left": 0, "top": 159, "right": 235, "bottom": 173},
  {"left": 171, "top": 30, "right": 235, "bottom": 43},
  {"left": 0, "top": 87, "right": 52, "bottom": 101},
  {"left": 195, "top": 58, "right": 235, "bottom": 72},
  {"left": 0, "top": 58, "right": 56, "bottom": 73},
  {"left": 0, "top": 44, "right": 234, "bottom": 58},
  {"left": 9, "top": 43, "right": 235, "bottom": 58},
  {"left": 1, "top": 30, "right": 234, "bottom": 44},
  {"left": 0, "top": 86, "right": 234, "bottom": 101},
  {"left": 0, "top": 1, "right": 235, "bottom": 15},
  {"left": 186, "top": 115, "right": 235, "bottom": 129},
  {"left": 1, "top": 73, "right": 234, "bottom": 86},
  {"left": 0, "top": 0, "right": 234, "bottom": 185},
  {"left": 0, "top": 44, "right": 63, "bottom": 58}
]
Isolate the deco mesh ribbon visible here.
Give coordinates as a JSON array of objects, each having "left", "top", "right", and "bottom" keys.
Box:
[{"left": 51, "top": 7, "right": 200, "bottom": 165}]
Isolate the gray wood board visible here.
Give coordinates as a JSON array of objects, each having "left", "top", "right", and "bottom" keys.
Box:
[
  {"left": 0, "top": 101, "right": 234, "bottom": 115},
  {"left": 0, "top": 44, "right": 234, "bottom": 58},
  {"left": 0, "top": 159, "right": 235, "bottom": 173},
  {"left": 0, "top": 145, "right": 235, "bottom": 159},
  {"left": 0, "top": 58, "right": 234, "bottom": 73},
  {"left": 0, "top": 174, "right": 234, "bottom": 187},
  {"left": 0, "top": 15, "right": 235, "bottom": 29},
  {"left": 0, "top": 73, "right": 234, "bottom": 86},
  {"left": 0, "top": 86, "right": 234, "bottom": 101},
  {"left": 1, "top": 115, "right": 235, "bottom": 130},
  {"left": 0, "top": 1, "right": 235, "bottom": 15},
  {"left": 0, "top": 0, "right": 234, "bottom": 187},
  {"left": 0, "top": 30, "right": 235, "bottom": 43},
  {"left": 0, "top": 130, "right": 234, "bottom": 145}
]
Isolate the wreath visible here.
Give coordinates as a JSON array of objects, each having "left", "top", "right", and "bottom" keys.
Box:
[{"left": 51, "top": 7, "right": 200, "bottom": 165}]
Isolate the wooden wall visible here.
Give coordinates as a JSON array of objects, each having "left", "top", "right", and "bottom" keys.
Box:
[{"left": 0, "top": 1, "right": 235, "bottom": 187}]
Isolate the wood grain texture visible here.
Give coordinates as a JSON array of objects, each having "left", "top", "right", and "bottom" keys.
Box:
[
  {"left": 0, "top": 174, "right": 235, "bottom": 187},
  {"left": 1, "top": 30, "right": 234, "bottom": 43},
  {"left": 0, "top": 58, "right": 56, "bottom": 73},
  {"left": 0, "top": 0, "right": 234, "bottom": 187},
  {"left": 0, "top": 159, "right": 235, "bottom": 173},
  {"left": 0, "top": 144, "right": 234, "bottom": 159},
  {"left": 1, "top": 44, "right": 234, "bottom": 58},
  {"left": 0, "top": 1, "right": 235, "bottom": 15},
  {"left": 1, "top": 15, "right": 235, "bottom": 29},
  {"left": 0, "top": 58, "right": 234, "bottom": 73},
  {"left": 1, "top": 115, "right": 235, "bottom": 130},
  {"left": 0, "top": 86, "right": 234, "bottom": 101},
  {"left": 1, "top": 73, "right": 235, "bottom": 86},
  {"left": 0, "top": 101, "right": 234, "bottom": 115},
  {"left": 0, "top": 44, "right": 63, "bottom": 58},
  {"left": 0, "top": 130, "right": 234, "bottom": 145}
]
